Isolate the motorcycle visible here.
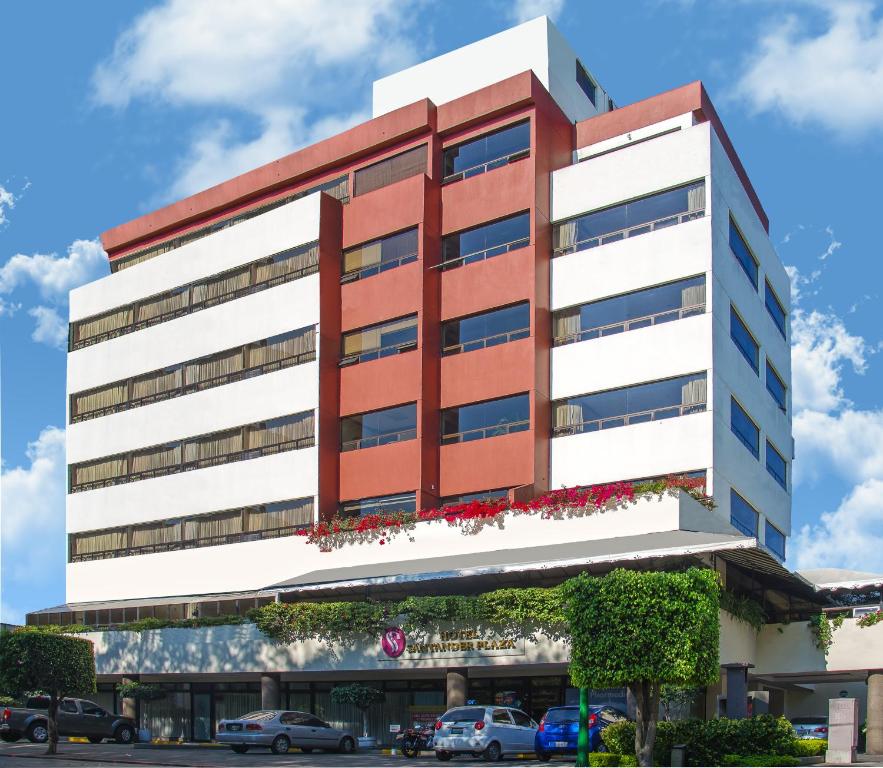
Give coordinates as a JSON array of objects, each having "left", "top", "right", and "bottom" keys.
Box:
[{"left": 396, "top": 724, "right": 434, "bottom": 757}]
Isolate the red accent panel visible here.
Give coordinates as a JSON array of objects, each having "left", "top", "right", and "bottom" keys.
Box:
[
  {"left": 340, "top": 353, "right": 421, "bottom": 417},
  {"left": 440, "top": 339, "right": 535, "bottom": 409},
  {"left": 342, "top": 173, "right": 427, "bottom": 249},
  {"left": 437, "top": 71, "right": 536, "bottom": 135},
  {"left": 440, "top": 246, "right": 533, "bottom": 321},
  {"left": 439, "top": 431, "right": 535, "bottom": 497},
  {"left": 340, "top": 441, "right": 420, "bottom": 501},
  {"left": 341, "top": 260, "right": 422, "bottom": 331},
  {"left": 574, "top": 81, "right": 769, "bottom": 232}
]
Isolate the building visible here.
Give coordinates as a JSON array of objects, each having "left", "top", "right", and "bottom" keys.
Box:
[{"left": 28, "top": 16, "right": 883, "bottom": 748}]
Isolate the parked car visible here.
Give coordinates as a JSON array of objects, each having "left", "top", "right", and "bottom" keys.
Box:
[
  {"left": 534, "top": 704, "right": 629, "bottom": 760},
  {"left": 0, "top": 696, "right": 136, "bottom": 745},
  {"left": 216, "top": 710, "right": 356, "bottom": 755},
  {"left": 790, "top": 716, "right": 828, "bottom": 740},
  {"left": 434, "top": 705, "right": 538, "bottom": 761}
]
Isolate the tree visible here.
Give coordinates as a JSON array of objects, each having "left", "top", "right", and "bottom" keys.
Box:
[
  {"left": 330, "top": 683, "right": 385, "bottom": 740},
  {"left": 0, "top": 632, "right": 96, "bottom": 755},
  {"left": 563, "top": 568, "right": 720, "bottom": 767}
]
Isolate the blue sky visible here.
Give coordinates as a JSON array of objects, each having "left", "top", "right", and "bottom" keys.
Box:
[{"left": 2, "top": 0, "right": 883, "bottom": 623}]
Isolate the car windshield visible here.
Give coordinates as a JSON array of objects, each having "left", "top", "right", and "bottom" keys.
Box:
[
  {"left": 544, "top": 708, "right": 580, "bottom": 723},
  {"left": 441, "top": 708, "right": 486, "bottom": 722},
  {"left": 237, "top": 711, "right": 277, "bottom": 721}
]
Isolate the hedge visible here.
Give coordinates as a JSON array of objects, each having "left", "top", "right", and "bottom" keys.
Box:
[
  {"left": 720, "top": 756, "right": 800, "bottom": 767},
  {"left": 586, "top": 755, "right": 639, "bottom": 767},
  {"left": 790, "top": 739, "right": 827, "bottom": 757}
]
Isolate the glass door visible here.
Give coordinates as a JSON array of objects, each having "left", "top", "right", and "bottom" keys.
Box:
[{"left": 192, "top": 692, "right": 212, "bottom": 742}]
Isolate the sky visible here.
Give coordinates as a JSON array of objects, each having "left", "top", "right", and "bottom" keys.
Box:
[{"left": 2, "top": 0, "right": 883, "bottom": 623}]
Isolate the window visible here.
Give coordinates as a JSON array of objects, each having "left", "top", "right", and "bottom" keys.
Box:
[
  {"left": 730, "top": 490, "right": 758, "bottom": 536},
  {"left": 443, "top": 121, "right": 530, "bottom": 182},
  {"left": 441, "top": 393, "right": 530, "bottom": 444},
  {"left": 340, "top": 403, "right": 417, "bottom": 451},
  {"left": 730, "top": 306, "right": 759, "bottom": 373},
  {"left": 766, "top": 361, "right": 787, "bottom": 412},
  {"left": 341, "top": 315, "right": 417, "bottom": 364},
  {"left": 731, "top": 398, "right": 759, "bottom": 458},
  {"left": 340, "top": 493, "right": 417, "bottom": 518},
  {"left": 442, "top": 489, "right": 509, "bottom": 505},
  {"left": 765, "top": 281, "right": 787, "bottom": 338},
  {"left": 442, "top": 303, "right": 530, "bottom": 355},
  {"left": 440, "top": 212, "right": 530, "bottom": 269},
  {"left": 765, "top": 520, "right": 786, "bottom": 560},
  {"left": 341, "top": 228, "right": 418, "bottom": 282},
  {"left": 552, "top": 373, "right": 707, "bottom": 436},
  {"left": 553, "top": 181, "right": 705, "bottom": 256},
  {"left": 553, "top": 276, "right": 706, "bottom": 345},
  {"left": 575, "top": 61, "right": 597, "bottom": 106},
  {"left": 729, "top": 218, "right": 758, "bottom": 289},
  {"left": 493, "top": 709, "right": 513, "bottom": 724},
  {"left": 60, "top": 700, "right": 78, "bottom": 714},
  {"left": 353, "top": 145, "right": 427, "bottom": 197},
  {"left": 280, "top": 712, "right": 311, "bottom": 725},
  {"left": 766, "top": 440, "right": 788, "bottom": 489},
  {"left": 511, "top": 710, "right": 534, "bottom": 728}
]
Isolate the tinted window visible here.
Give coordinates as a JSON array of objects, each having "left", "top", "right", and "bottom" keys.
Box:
[
  {"left": 731, "top": 399, "right": 759, "bottom": 458},
  {"left": 280, "top": 712, "right": 311, "bottom": 725},
  {"left": 766, "top": 441, "right": 787, "bottom": 489},
  {"left": 441, "top": 394, "right": 530, "bottom": 443},
  {"left": 442, "top": 488, "right": 509, "bottom": 505},
  {"left": 766, "top": 362, "right": 787, "bottom": 412},
  {"left": 576, "top": 61, "right": 597, "bottom": 106},
  {"left": 340, "top": 493, "right": 417, "bottom": 518},
  {"left": 444, "top": 121, "right": 530, "bottom": 179},
  {"left": 493, "top": 709, "right": 513, "bottom": 724},
  {"left": 81, "top": 703, "right": 105, "bottom": 716},
  {"left": 442, "top": 303, "right": 530, "bottom": 354},
  {"left": 59, "top": 700, "right": 78, "bottom": 714},
  {"left": 730, "top": 307, "right": 759, "bottom": 373},
  {"left": 441, "top": 212, "right": 530, "bottom": 267},
  {"left": 729, "top": 219, "right": 758, "bottom": 288},
  {"left": 765, "top": 520, "right": 786, "bottom": 560},
  {"left": 544, "top": 708, "right": 579, "bottom": 723},
  {"left": 342, "top": 315, "right": 418, "bottom": 361},
  {"left": 511, "top": 710, "right": 534, "bottom": 727},
  {"left": 442, "top": 708, "right": 487, "bottom": 722},
  {"left": 730, "top": 490, "right": 758, "bottom": 536},
  {"left": 341, "top": 403, "right": 417, "bottom": 450},
  {"left": 342, "top": 228, "right": 419, "bottom": 278},
  {"left": 306, "top": 717, "right": 329, "bottom": 728},
  {"left": 765, "top": 281, "right": 787, "bottom": 337}
]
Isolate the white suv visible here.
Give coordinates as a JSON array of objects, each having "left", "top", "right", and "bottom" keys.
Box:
[{"left": 434, "top": 705, "right": 538, "bottom": 761}]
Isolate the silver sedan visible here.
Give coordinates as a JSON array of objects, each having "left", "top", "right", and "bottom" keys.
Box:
[{"left": 216, "top": 710, "right": 356, "bottom": 755}]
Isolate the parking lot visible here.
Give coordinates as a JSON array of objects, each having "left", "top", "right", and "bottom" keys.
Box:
[{"left": 0, "top": 742, "right": 543, "bottom": 767}]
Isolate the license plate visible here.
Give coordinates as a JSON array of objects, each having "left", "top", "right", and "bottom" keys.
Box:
[
  {"left": 228, "top": 725, "right": 242, "bottom": 731},
  {"left": 450, "top": 727, "right": 463, "bottom": 735},
  {"left": 554, "top": 741, "right": 569, "bottom": 747}
]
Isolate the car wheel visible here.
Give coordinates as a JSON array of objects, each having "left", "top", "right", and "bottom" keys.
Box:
[
  {"left": 26, "top": 723, "right": 48, "bottom": 744},
  {"left": 483, "top": 741, "right": 502, "bottom": 761},
  {"left": 0, "top": 733, "right": 20, "bottom": 743},
  {"left": 88, "top": 736, "right": 104, "bottom": 743},
  {"left": 114, "top": 725, "right": 135, "bottom": 744},
  {"left": 270, "top": 735, "right": 291, "bottom": 755},
  {"left": 436, "top": 750, "right": 453, "bottom": 761},
  {"left": 231, "top": 745, "right": 249, "bottom": 754},
  {"left": 536, "top": 750, "right": 552, "bottom": 761},
  {"left": 338, "top": 736, "right": 355, "bottom": 754}
]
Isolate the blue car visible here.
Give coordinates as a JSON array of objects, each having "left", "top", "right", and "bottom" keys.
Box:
[{"left": 534, "top": 704, "right": 629, "bottom": 760}]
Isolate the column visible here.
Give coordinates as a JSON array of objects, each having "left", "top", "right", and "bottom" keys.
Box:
[
  {"left": 446, "top": 669, "right": 467, "bottom": 709},
  {"left": 261, "top": 673, "right": 281, "bottom": 710},
  {"left": 120, "top": 676, "right": 138, "bottom": 721},
  {"left": 868, "top": 671, "right": 883, "bottom": 755},
  {"left": 723, "top": 663, "right": 753, "bottom": 720}
]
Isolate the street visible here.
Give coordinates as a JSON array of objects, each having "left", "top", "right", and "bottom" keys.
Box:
[{"left": 0, "top": 742, "right": 544, "bottom": 767}]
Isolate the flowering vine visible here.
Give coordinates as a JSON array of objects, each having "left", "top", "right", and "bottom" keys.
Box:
[
  {"left": 297, "top": 475, "right": 712, "bottom": 550},
  {"left": 858, "top": 610, "right": 883, "bottom": 629}
]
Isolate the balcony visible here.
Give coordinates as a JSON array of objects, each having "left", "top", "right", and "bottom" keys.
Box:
[
  {"left": 339, "top": 440, "right": 420, "bottom": 501},
  {"left": 440, "top": 429, "right": 534, "bottom": 497},
  {"left": 342, "top": 260, "right": 422, "bottom": 330},
  {"left": 340, "top": 352, "right": 420, "bottom": 416},
  {"left": 441, "top": 245, "right": 534, "bottom": 321},
  {"left": 441, "top": 338, "right": 534, "bottom": 409}
]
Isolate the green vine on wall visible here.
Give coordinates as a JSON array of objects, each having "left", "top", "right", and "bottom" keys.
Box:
[
  {"left": 719, "top": 591, "right": 767, "bottom": 632},
  {"left": 809, "top": 613, "right": 844, "bottom": 655}
]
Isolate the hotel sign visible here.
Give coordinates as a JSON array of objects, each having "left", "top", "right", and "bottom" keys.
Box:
[{"left": 379, "top": 628, "right": 525, "bottom": 661}]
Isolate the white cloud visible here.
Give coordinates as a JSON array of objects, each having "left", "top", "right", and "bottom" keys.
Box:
[
  {"left": 0, "top": 185, "right": 14, "bottom": 227},
  {"left": 508, "top": 0, "right": 566, "bottom": 24},
  {"left": 735, "top": 1, "right": 883, "bottom": 136},
  {"left": 93, "top": 0, "right": 421, "bottom": 198},
  {"left": 28, "top": 306, "right": 68, "bottom": 350},
  {"left": 0, "top": 298, "right": 21, "bottom": 317},
  {"left": 0, "top": 238, "right": 107, "bottom": 303}
]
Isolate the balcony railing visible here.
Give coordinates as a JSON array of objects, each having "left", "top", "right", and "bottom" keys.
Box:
[
  {"left": 553, "top": 304, "right": 705, "bottom": 347},
  {"left": 441, "top": 419, "right": 529, "bottom": 445},
  {"left": 442, "top": 148, "right": 530, "bottom": 184},
  {"left": 341, "top": 428, "right": 417, "bottom": 452},
  {"left": 443, "top": 327, "right": 529, "bottom": 356},
  {"left": 339, "top": 340, "right": 417, "bottom": 367},
  {"left": 553, "top": 209, "right": 705, "bottom": 258},
  {"left": 552, "top": 402, "right": 706, "bottom": 437},
  {"left": 69, "top": 524, "right": 310, "bottom": 563},
  {"left": 340, "top": 252, "right": 418, "bottom": 284},
  {"left": 436, "top": 236, "right": 530, "bottom": 271}
]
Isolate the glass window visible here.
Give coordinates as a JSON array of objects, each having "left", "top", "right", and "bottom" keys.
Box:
[
  {"left": 766, "top": 361, "right": 787, "bottom": 412},
  {"left": 441, "top": 394, "right": 530, "bottom": 444},
  {"left": 340, "top": 403, "right": 417, "bottom": 451},
  {"left": 553, "top": 181, "right": 705, "bottom": 255},
  {"left": 442, "top": 489, "right": 509, "bottom": 505},
  {"left": 443, "top": 121, "right": 530, "bottom": 180},
  {"left": 766, "top": 441, "right": 787, "bottom": 489},
  {"left": 442, "top": 303, "right": 530, "bottom": 354},
  {"left": 511, "top": 710, "right": 534, "bottom": 727},
  {"left": 730, "top": 490, "right": 758, "bottom": 536},
  {"left": 553, "top": 276, "right": 705, "bottom": 345},
  {"left": 730, "top": 218, "right": 758, "bottom": 289},
  {"left": 575, "top": 61, "right": 597, "bottom": 106},
  {"left": 731, "top": 399, "right": 759, "bottom": 458},
  {"left": 730, "top": 306, "right": 759, "bottom": 373},
  {"left": 442, "top": 708, "right": 487, "bottom": 723},
  {"left": 552, "top": 373, "right": 707, "bottom": 436},
  {"left": 765, "top": 281, "right": 787, "bottom": 338},
  {"left": 492, "top": 709, "right": 513, "bottom": 724},
  {"left": 342, "top": 228, "right": 419, "bottom": 280},
  {"left": 441, "top": 212, "right": 530, "bottom": 268},
  {"left": 341, "top": 315, "right": 417, "bottom": 363},
  {"left": 765, "top": 520, "right": 786, "bottom": 560},
  {"left": 340, "top": 493, "right": 417, "bottom": 518}
]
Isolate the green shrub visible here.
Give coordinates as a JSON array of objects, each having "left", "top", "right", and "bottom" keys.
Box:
[
  {"left": 618, "top": 756, "right": 639, "bottom": 767},
  {"left": 721, "top": 755, "right": 800, "bottom": 767},
  {"left": 601, "top": 721, "right": 637, "bottom": 755},
  {"left": 588, "top": 754, "right": 621, "bottom": 767},
  {"left": 788, "top": 739, "right": 827, "bottom": 757}
]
